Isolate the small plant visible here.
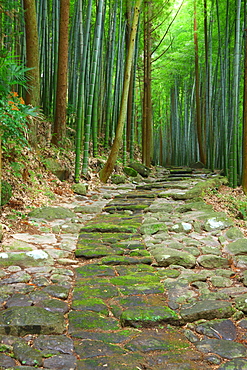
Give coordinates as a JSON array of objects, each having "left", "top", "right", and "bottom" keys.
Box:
[{"left": 0, "top": 52, "right": 38, "bottom": 155}]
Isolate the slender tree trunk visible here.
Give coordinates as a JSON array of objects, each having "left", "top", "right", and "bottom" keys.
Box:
[
  {"left": 194, "top": 0, "right": 206, "bottom": 165},
  {"left": 142, "top": 0, "right": 152, "bottom": 167},
  {"left": 229, "top": 0, "right": 241, "bottom": 187},
  {"left": 23, "top": 0, "right": 40, "bottom": 107},
  {"left": 146, "top": 0, "right": 152, "bottom": 167},
  {"left": 142, "top": 17, "right": 147, "bottom": 164},
  {"left": 0, "top": 132, "right": 1, "bottom": 208},
  {"left": 204, "top": 0, "right": 212, "bottom": 168},
  {"left": 52, "top": 0, "right": 70, "bottom": 146},
  {"left": 100, "top": 0, "right": 143, "bottom": 183},
  {"left": 104, "top": 0, "right": 118, "bottom": 147},
  {"left": 242, "top": 0, "right": 247, "bottom": 193},
  {"left": 23, "top": 0, "right": 40, "bottom": 146},
  {"left": 126, "top": 0, "right": 133, "bottom": 152},
  {"left": 75, "top": 0, "right": 93, "bottom": 182},
  {"left": 82, "top": 0, "right": 104, "bottom": 174}
]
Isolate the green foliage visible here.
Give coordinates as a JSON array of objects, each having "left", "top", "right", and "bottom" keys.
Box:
[
  {"left": 9, "top": 162, "right": 25, "bottom": 178},
  {"left": 0, "top": 98, "right": 29, "bottom": 148},
  {"left": 0, "top": 53, "right": 38, "bottom": 153},
  {"left": 1, "top": 180, "right": 12, "bottom": 206},
  {"left": 0, "top": 53, "right": 30, "bottom": 99}
]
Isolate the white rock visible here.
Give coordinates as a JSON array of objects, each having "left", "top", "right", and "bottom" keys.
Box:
[{"left": 26, "top": 250, "right": 49, "bottom": 259}]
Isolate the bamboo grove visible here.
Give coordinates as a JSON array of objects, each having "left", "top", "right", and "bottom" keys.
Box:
[{"left": 1, "top": 0, "right": 247, "bottom": 188}]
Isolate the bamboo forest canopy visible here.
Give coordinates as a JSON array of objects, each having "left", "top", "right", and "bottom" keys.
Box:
[{"left": 0, "top": 0, "right": 247, "bottom": 189}]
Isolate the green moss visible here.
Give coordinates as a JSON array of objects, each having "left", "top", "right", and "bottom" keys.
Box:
[
  {"left": 123, "top": 167, "right": 138, "bottom": 177},
  {"left": 75, "top": 264, "right": 115, "bottom": 278},
  {"left": 110, "top": 274, "right": 160, "bottom": 286},
  {"left": 100, "top": 255, "right": 152, "bottom": 266},
  {"left": 28, "top": 206, "right": 76, "bottom": 220},
  {"left": 115, "top": 264, "right": 155, "bottom": 275},
  {"left": 73, "top": 284, "right": 119, "bottom": 299},
  {"left": 80, "top": 223, "right": 140, "bottom": 233},
  {"left": 106, "top": 204, "right": 149, "bottom": 212},
  {"left": 0, "top": 344, "right": 12, "bottom": 353},
  {"left": 75, "top": 277, "right": 110, "bottom": 285},
  {"left": 69, "top": 311, "right": 121, "bottom": 331},
  {"left": 72, "top": 297, "right": 108, "bottom": 315},
  {"left": 79, "top": 214, "right": 142, "bottom": 233},
  {"left": 157, "top": 269, "right": 181, "bottom": 279},
  {"left": 120, "top": 306, "right": 181, "bottom": 328},
  {"left": 129, "top": 250, "right": 150, "bottom": 257},
  {"left": 75, "top": 246, "right": 116, "bottom": 258},
  {"left": 119, "top": 283, "right": 164, "bottom": 296}
]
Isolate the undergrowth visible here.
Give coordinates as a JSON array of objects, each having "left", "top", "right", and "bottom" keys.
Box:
[{"left": 204, "top": 185, "right": 247, "bottom": 228}]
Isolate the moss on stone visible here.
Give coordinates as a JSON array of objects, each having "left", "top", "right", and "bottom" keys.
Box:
[
  {"left": 69, "top": 311, "right": 121, "bottom": 331},
  {"left": 157, "top": 269, "right": 181, "bottom": 279},
  {"left": 123, "top": 167, "right": 138, "bottom": 177},
  {"left": 71, "top": 297, "right": 108, "bottom": 315},
  {"left": 121, "top": 306, "right": 181, "bottom": 328},
  {"left": 119, "top": 283, "right": 164, "bottom": 296},
  {"left": 110, "top": 274, "right": 160, "bottom": 286},
  {"left": 73, "top": 284, "right": 119, "bottom": 299},
  {"left": 100, "top": 255, "right": 152, "bottom": 266},
  {"left": 75, "top": 264, "right": 115, "bottom": 278},
  {"left": 28, "top": 206, "right": 76, "bottom": 220},
  {"left": 129, "top": 250, "right": 150, "bottom": 257}
]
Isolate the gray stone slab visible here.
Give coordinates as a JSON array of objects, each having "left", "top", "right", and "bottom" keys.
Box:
[
  {"left": 0, "top": 306, "right": 65, "bottom": 335},
  {"left": 195, "top": 338, "right": 247, "bottom": 359},
  {"left": 152, "top": 247, "right": 196, "bottom": 268},
  {"left": 34, "top": 334, "right": 74, "bottom": 354},
  {"left": 224, "top": 238, "right": 247, "bottom": 255},
  {"left": 218, "top": 359, "right": 247, "bottom": 369},
  {"left": 195, "top": 319, "right": 237, "bottom": 340},
  {"left": 43, "top": 354, "right": 77, "bottom": 369},
  {"left": 180, "top": 300, "right": 234, "bottom": 322},
  {"left": 120, "top": 306, "right": 181, "bottom": 327},
  {"left": 197, "top": 255, "right": 229, "bottom": 269},
  {"left": 13, "top": 233, "right": 57, "bottom": 244}
]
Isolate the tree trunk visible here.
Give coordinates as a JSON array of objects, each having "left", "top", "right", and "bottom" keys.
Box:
[
  {"left": 100, "top": 0, "right": 143, "bottom": 183},
  {"left": 23, "top": 0, "right": 40, "bottom": 107},
  {"left": 126, "top": 0, "right": 133, "bottom": 152},
  {"left": 142, "top": 0, "right": 152, "bottom": 167},
  {"left": 52, "top": 0, "right": 70, "bottom": 146},
  {"left": 23, "top": 0, "right": 40, "bottom": 146},
  {"left": 194, "top": 0, "right": 206, "bottom": 165},
  {"left": 229, "top": 0, "right": 241, "bottom": 188},
  {"left": 0, "top": 132, "right": 1, "bottom": 209},
  {"left": 74, "top": 0, "right": 93, "bottom": 182},
  {"left": 242, "top": 0, "right": 247, "bottom": 193},
  {"left": 82, "top": 0, "right": 104, "bottom": 174}
]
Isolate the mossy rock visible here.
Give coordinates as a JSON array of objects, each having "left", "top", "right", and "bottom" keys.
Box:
[
  {"left": 28, "top": 206, "right": 76, "bottom": 220},
  {"left": 173, "top": 177, "right": 228, "bottom": 200},
  {"left": 43, "top": 158, "right": 70, "bottom": 181},
  {"left": 1, "top": 180, "right": 12, "bottom": 206},
  {"left": 129, "top": 162, "right": 151, "bottom": 178},
  {"left": 111, "top": 174, "right": 126, "bottom": 184},
  {"left": 72, "top": 183, "right": 87, "bottom": 195},
  {"left": 123, "top": 167, "right": 138, "bottom": 177}
]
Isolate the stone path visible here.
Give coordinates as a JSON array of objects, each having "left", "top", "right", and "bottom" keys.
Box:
[{"left": 1, "top": 167, "right": 247, "bottom": 369}]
